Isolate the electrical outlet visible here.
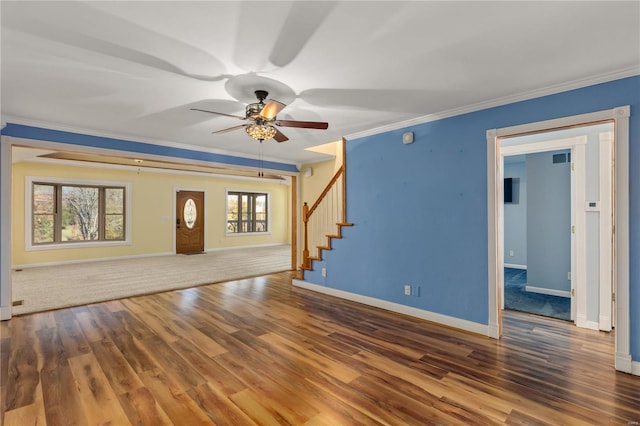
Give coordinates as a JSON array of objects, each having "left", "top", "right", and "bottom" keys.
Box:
[
  {"left": 321, "top": 268, "right": 326, "bottom": 277},
  {"left": 404, "top": 285, "right": 411, "bottom": 296},
  {"left": 568, "top": 271, "right": 571, "bottom": 280},
  {"left": 509, "top": 249, "right": 514, "bottom": 257},
  {"left": 413, "top": 286, "right": 420, "bottom": 297}
]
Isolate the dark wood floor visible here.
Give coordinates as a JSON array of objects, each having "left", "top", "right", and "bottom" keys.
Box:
[{"left": 1, "top": 271, "right": 639, "bottom": 425}]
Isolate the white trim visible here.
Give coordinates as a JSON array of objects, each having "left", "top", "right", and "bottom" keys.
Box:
[
  {"left": 612, "top": 106, "right": 631, "bottom": 373},
  {"left": 1, "top": 139, "right": 12, "bottom": 321},
  {"left": 525, "top": 285, "right": 570, "bottom": 298},
  {"left": 616, "top": 353, "right": 633, "bottom": 374},
  {"left": 12, "top": 251, "right": 174, "bottom": 270},
  {"left": 573, "top": 142, "right": 587, "bottom": 323},
  {"left": 599, "top": 314, "right": 612, "bottom": 331},
  {"left": 486, "top": 128, "right": 501, "bottom": 335},
  {"left": 346, "top": 67, "right": 639, "bottom": 141},
  {"left": 292, "top": 279, "right": 492, "bottom": 337},
  {"left": 599, "top": 131, "right": 613, "bottom": 331},
  {"left": 500, "top": 137, "right": 587, "bottom": 156},
  {"left": 504, "top": 263, "right": 527, "bottom": 270},
  {"left": 583, "top": 320, "right": 600, "bottom": 331},
  {"left": 24, "top": 176, "right": 132, "bottom": 251},
  {"left": 487, "top": 105, "right": 631, "bottom": 374},
  {"left": 0, "top": 306, "right": 11, "bottom": 321},
  {"left": 576, "top": 313, "right": 588, "bottom": 329}
]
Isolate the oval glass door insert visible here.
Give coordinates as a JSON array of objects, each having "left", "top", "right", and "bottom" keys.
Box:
[{"left": 183, "top": 198, "right": 197, "bottom": 229}]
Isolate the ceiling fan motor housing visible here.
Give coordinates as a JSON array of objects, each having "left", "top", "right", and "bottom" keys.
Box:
[{"left": 246, "top": 103, "right": 266, "bottom": 119}]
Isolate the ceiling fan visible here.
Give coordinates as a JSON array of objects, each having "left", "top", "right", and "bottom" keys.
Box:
[{"left": 191, "top": 90, "right": 329, "bottom": 143}]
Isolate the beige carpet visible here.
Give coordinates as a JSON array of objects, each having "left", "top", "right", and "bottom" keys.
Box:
[{"left": 11, "top": 245, "right": 291, "bottom": 315}]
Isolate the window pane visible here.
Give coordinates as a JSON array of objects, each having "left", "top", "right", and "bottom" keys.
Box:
[
  {"left": 61, "top": 186, "right": 99, "bottom": 241},
  {"left": 255, "top": 194, "right": 267, "bottom": 232},
  {"left": 33, "top": 184, "right": 55, "bottom": 214},
  {"left": 105, "top": 188, "right": 124, "bottom": 214},
  {"left": 241, "top": 195, "right": 250, "bottom": 232},
  {"left": 105, "top": 215, "right": 124, "bottom": 240},
  {"left": 226, "top": 192, "right": 268, "bottom": 234},
  {"left": 227, "top": 194, "right": 239, "bottom": 233},
  {"left": 34, "top": 214, "right": 54, "bottom": 243}
]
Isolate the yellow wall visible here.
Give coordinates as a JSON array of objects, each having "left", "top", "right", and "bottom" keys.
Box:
[
  {"left": 12, "top": 162, "right": 291, "bottom": 266},
  {"left": 299, "top": 159, "right": 339, "bottom": 207},
  {"left": 296, "top": 154, "right": 342, "bottom": 267}
]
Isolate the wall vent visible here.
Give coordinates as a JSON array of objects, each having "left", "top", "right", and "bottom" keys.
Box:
[
  {"left": 12, "top": 300, "right": 24, "bottom": 306},
  {"left": 552, "top": 153, "right": 567, "bottom": 164}
]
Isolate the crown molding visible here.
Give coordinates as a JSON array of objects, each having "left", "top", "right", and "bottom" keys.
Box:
[{"left": 345, "top": 67, "right": 640, "bottom": 141}]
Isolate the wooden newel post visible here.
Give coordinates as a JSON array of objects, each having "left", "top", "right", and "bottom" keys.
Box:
[{"left": 302, "top": 202, "right": 310, "bottom": 270}]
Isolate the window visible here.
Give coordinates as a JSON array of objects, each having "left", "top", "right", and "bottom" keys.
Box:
[
  {"left": 227, "top": 191, "right": 268, "bottom": 233},
  {"left": 32, "top": 182, "right": 126, "bottom": 245}
]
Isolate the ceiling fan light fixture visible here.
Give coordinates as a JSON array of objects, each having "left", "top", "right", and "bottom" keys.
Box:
[{"left": 246, "top": 124, "right": 277, "bottom": 141}]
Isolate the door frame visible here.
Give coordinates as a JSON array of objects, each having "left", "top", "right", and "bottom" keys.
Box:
[
  {"left": 173, "top": 187, "right": 207, "bottom": 254},
  {"left": 501, "top": 139, "right": 586, "bottom": 324},
  {"left": 487, "top": 105, "right": 631, "bottom": 374}
]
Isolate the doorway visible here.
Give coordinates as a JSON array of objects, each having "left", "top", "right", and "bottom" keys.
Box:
[
  {"left": 486, "top": 106, "right": 631, "bottom": 375},
  {"left": 503, "top": 149, "right": 573, "bottom": 322},
  {"left": 176, "top": 190, "right": 205, "bottom": 254},
  {"left": 498, "top": 122, "right": 614, "bottom": 331}
]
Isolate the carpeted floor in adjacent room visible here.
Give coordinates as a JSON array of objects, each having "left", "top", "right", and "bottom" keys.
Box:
[
  {"left": 11, "top": 244, "right": 291, "bottom": 315},
  {"left": 504, "top": 267, "right": 571, "bottom": 321}
]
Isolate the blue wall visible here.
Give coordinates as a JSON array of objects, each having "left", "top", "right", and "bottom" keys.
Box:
[
  {"left": 0, "top": 124, "right": 299, "bottom": 173},
  {"left": 304, "top": 75, "right": 640, "bottom": 360}
]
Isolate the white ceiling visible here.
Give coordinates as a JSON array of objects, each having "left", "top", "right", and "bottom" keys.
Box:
[{"left": 2, "top": 1, "right": 639, "bottom": 166}]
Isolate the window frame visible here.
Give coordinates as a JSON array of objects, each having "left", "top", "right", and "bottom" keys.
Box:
[
  {"left": 26, "top": 176, "right": 132, "bottom": 250},
  {"left": 225, "top": 190, "right": 270, "bottom": 235}
]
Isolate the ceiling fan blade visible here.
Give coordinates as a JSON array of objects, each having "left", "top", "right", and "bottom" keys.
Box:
[
  {"left": 190, "top": 108, "right": 247, "bottom": 120},
  {"left": 273, "top": 128, "right": 289, "bottom": 143},
  {"left": 275, "top": 120, "right": 328, "bottom": 130},
  {"left": 213, "top": 124, "right": 248, "bottom": 134},
  {"left": 260, "top": 100, "right": 286, "bottom": 120}
]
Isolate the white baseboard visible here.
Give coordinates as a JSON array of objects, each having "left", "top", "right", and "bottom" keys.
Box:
[
  {"left": 599, "top": 314, "right": 612, "bottom": 332},
  {"left": 0, "top": 305, "right": 11, "bottom": 321},
  {"left": 292, "top": 279, "right": 492, "bottom": 338},
  {"left": 615, "top": 352, "right": 633, "bottom": 374},
  {"left": 504, "top": 263, "right": 527, "bottom": 270},
  {"left": 12, "top": 243, "right": 291, "bottom": 270},
  {"left": 525, "top": 285, "right": 570, "bottom": 298},
  {"left": 12, "top": 251, "right": 174, "bottom": 270},
  {"left": 206, "top": 243, "right": 290, "bottom": 252}
]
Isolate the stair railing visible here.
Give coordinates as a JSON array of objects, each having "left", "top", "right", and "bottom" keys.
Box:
[{"left": 302, "top": 165, "right": 346, "bottom": 270}]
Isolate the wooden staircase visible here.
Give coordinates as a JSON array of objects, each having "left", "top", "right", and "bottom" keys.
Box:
[{"left": 300, "top": 141, "right": 352, "bottom": 275}]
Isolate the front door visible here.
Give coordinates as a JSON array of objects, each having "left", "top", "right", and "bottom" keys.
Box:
[{"left": 176, "top": 190, "right": 204, "bottom": 254}]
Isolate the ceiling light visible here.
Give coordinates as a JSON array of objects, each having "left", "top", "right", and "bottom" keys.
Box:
[{"left": 246, "top": 124, "right": 276, "bottom": 141}]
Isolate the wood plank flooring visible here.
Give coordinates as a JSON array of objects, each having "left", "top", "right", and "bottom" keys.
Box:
[{"left": 1, "top": 271, "right": 639, "bottom": 425}]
